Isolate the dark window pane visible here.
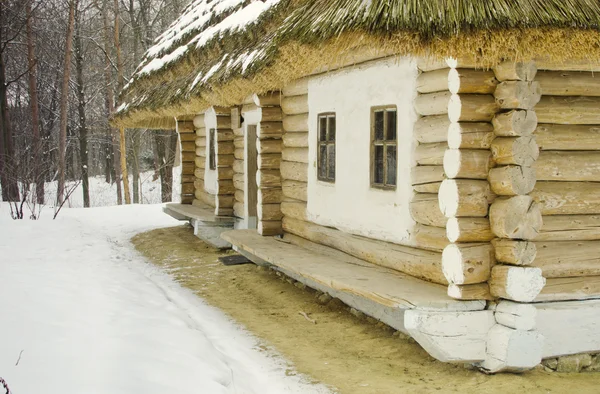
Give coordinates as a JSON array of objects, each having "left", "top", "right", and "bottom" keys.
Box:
[
  {"left": 328, "top": 116, "right": 336, "bottom": 142},
  {"left": 374, "top": 145, "right": 384, "bottom": 184},
  {"left": 209, "top": 128, "right": 216, "bottom": 170},
  {"left": 374, "top": 111, "right": 384, "bottom": 140},
  {"left": 319, "top": 144, "right": 327, "bottom": 179},
  {"left": 386, "top": 145, "right": 397, "bottom": 186},
  {"left": 319, "top": 117, "right": 327, "bottom": 141},
  {"left": 386, "top": 110, "right": 397, "bottom": 141},
  {"left": 327, "top": 144, "right": 335, "bottom": 180}
]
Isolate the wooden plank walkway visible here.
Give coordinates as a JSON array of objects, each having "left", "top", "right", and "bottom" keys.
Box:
[
  {"left": 164, "top": 203, "right": 235, "bottom": 224},
  {"left": 222, "top": 229, "right": 485, "bottom": 313}
]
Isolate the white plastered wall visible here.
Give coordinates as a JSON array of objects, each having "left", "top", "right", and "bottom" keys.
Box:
[
  {"left": 203, "top": 108, "right": 218, "bottom": 194},
  {"left": 307, "top": 57, "right": 419, "bottom": 244}
]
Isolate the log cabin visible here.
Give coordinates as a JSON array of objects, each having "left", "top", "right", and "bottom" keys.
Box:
[{"left": 113, "top": 0, "right": 600, "bottom": 372}]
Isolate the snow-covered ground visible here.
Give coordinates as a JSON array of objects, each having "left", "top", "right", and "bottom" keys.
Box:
[{"left": 0, "top": 204, "right": 329, "bottom": 394}]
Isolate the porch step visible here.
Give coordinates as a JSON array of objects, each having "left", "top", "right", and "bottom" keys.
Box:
[
  {"left": 164, "top": 203, "right": 234, "bottom": 249},
  {"left": 221, "top": 229, "right": 485, "bottom": 329}
]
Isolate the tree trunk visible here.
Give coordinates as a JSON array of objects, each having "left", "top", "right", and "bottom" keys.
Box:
[
  {"left": 57, "top": 0, "right": 78, "bottom": 205},
  {"left": 131, "top": 130, "right": 141, "bottom": 203},
  {"left": 74, "top": 6, "right": 89, "bottom": 207},
  {"left": 114, "top": 0, "right": 130, "bottom": 204},
  {"left": 26, "top": 0, "right": 43, "bottom": 204}
]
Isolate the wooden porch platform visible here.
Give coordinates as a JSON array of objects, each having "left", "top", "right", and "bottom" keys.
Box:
[
  {"left": 164, "top": 203, "right": 235, "bottom": 249},
  {"left": 221, "top": 230, "right": 485, "bottom": 333}
]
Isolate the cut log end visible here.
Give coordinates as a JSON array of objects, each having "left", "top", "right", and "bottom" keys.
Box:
[
  {"left": 489, "top": 265, "right": 546, "bottom": 302},
  {"left": 490, "top": 196, "right": 543, "bottom": 240},
  {"left": 442, "top": 243, "right": 494, "bottom": 285},
  {"left": 492, "top": 110, "right": 538, "bottom": 137},
  {"left": 491, "top": 239, "right": 537, "bottom": 266},
  {"left": 488, "top": 165, "right": 536, "bottom": 196}
]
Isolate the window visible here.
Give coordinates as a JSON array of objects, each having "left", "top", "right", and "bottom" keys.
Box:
[
  {"left": 209, "top": 128, "right": 216, "bottom": 170},
  {"left": 371, "top": 106, "right": 397, "bottom": 189},
  {"left": 317, "top": 113, "right": 336, "bottom": 182}
]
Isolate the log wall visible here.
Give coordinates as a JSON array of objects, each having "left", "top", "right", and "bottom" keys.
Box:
[
  {"left": 232, "top": 107, "right": 245, "bottom": 219},
  {"left": 178, "top": 120, "right": 196, "bottom": 204}
]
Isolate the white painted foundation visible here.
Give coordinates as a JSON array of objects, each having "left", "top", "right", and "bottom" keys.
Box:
[{"left": 306, "top": 57, "right": 419, "bottom": 244}]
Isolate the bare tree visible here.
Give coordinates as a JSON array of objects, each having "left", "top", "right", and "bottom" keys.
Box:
[{"left": 57, "top": 0, "right": 78, "bottom": 205}]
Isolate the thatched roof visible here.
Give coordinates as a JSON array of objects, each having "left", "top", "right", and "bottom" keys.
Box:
[{"left": 114, "top": 0, "right": 600, "bottom": 129}]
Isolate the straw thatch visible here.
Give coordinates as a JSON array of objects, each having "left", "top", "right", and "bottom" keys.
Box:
[{"left": 114, "top": 0, "right": 600, "bottom": 129}]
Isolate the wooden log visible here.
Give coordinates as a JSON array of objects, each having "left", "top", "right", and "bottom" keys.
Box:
[
  {"left": 535, "top": 151, "right": 600, "bottom": 182},
  {"left": 215, "top": 130, "right": 234, "bottom": 141},
  {"left": 216, "top": 141, "right": 234, "bottom": 155},
  {"left": 282, "top": 114, "right": 308, "bottom": 132},
  {"left": 535, "top": 276, "right": 600, "bottom": 302},
  {"left": 181, "top": 183, "right": 195, "bottom": 195},
  {"left": 494, "top": 301, "right": 537, "bottom": 331},
  {"left": 414, "top": 91, "right": 451, "bottom": 116},
  {"left": 282, "top": 78, "right": 309, "bottom": 96},
  {"left": 180, "top": 133, "right": 196, "bottom": 142},
  {"left": 256, "top": 169, "right": 281, "bottom": 188},
  {"left": 448, "top": 68, "right": 498, "bottom": 94},
  {"left": 181, "top": 174, "right": 195, "bottom": 184},
  {"left": 215, "top": 116, "right": 231, "bottom": 130},
  {"left": 489, "top": 196, "right": 542, "bottom": 240},
  {"left": 258, "top": 203, "right": 282, "bottom": 221},
  {"left": 257, "top": 139, "right": 282, "bottom": 154},
  {"left": 234, "top": 148, "right": 244, "bottom": 160},
  {"left": 416, "top": 68, "right": 449, "bottom": 93},
  {"left": 195, "top": 147, "right": 206, "bottom": 157},
  {"left": 448, "top": 283, "right": 493, "bottom": 300},
  {"left": 411, "top": 165, "right": 445, "bottom": 193},
  {"left": 416, "top": 57, "right": 448, "bottom": 72},
  {"left": 216, "top": 167, "right": 234, "bottom": 180},
  {"left": 216, "top": 154, "right": 234, "bottom": 167},
  {"left": 283, "top": 132, "right": 308, "bottom": 148},
  {"left": 195, "top": 127, "right": 206, "bottom": 137},
  {"left": 282, "top": 217, "right": 447, "bottom": 284},
  {"left": 488, "top": 165, "right": 536, "bottom": 196},
  {"left": 443, "top": 149, "right": 493, "bottom": 179},
  {"left": 181, "top": 162, "right": 195, "bottom": 174},
  {"left": 493, "top": 110, "right": 537, "bottom": 137},
  {"left": 494, "top": 81, "right": 541, "bottom": 110},
  {"left": 257, "top": 153, "right": 281, "bottom": 170},
  {"left": 231, "top": 107, "right": 241, "bottom": 129},
  {"left": 411, "top": 224, "right": 449, "bottom": 252},
  {"left": 447, "top": 122, "right": 494, "bottom": 149},
  {"left": 195, "top": 189, "right": 215, "bottom": 208},
  {"left": 233, "top": 137, "right": 244, "bottom": 149},
  {"left": 193, "top": 179, "right": 204, "bottom": 193},
  {"left": 253, "top": 91, "right": 281, "bottom": 107},
  {"left": 439, "top": 179, "right": 494, "bottom": 217},
  {"left": 234, "top": 190, "right": 244, "bottom": 203},
  {"left": 233, "top": 201, "right": 244, "bottom": 218},
  {"left": 493, "top": 61, "right": 537, "bottom": 82},
  {"left": 194, "top": 168, "right": 205, "bottom": 180},
  {"left": 258, "top": 220, "right": 283, "bottom": 236},
  {"left": 409, "top": 193, "right": 447, "bottom": 227},
  {"left": 193, "top": 114, "right": 205, "bottom": 129},
  {"left": 413, "top": 115, "right": 450, "bottom": 144},
  {"left": 215, "top": 194, "right": 234, "bottom": 211},
  {"left": 195, "top": 136, "right": 207, "bottom": 147},
  {"left": 281, "top": 201, "right": 307, "bottom": 221},
  {"left": 491, "top": 239, "right": 537, "bottom": 266},
  {"left": 216, "top": 180, "right": 235, "bottom": 195},
  {"left": 536, "top": 70, "right": 600, "bottom": 96},
  {"left": 282, "top": 180, "right": 307, "bottom": 201},
  {"left": 535, "top": 124, "right": 600, "bottom": 151},
  {"left": 258, "top": 187, "right": 282, "bottom": 205},
  {"left": 177, "top": 121, "right": 194, "bottom": 133},
  {"left": 261, "top": 106, "right": 283, "bottom": 122},
  {"left": 212, "top": 106, "right": 231, "bottom": 116},
  {"left": 282, "top": 147, "right": 309, "bottom": 164},
  {"left": 258, "top": 122, "right": 283, "bottom": 139},
  {"left": 181, "top": 152, "right": 195, "bottom": 163},
  {"left": 281, "top": 94, "right": 308, "bottom": 115},
  {"left": 446, "top": 217, "right": 493, "bottom": 243},
  {"left": 242, "top": 103, "right": 259, "bottom": 113},
  {"left": 448, "top": 94, "right": 498, "bottom": 122},
  {"left": 537, "top": 215, "right": 600, "bottom": 241},
  {"left": 442, "top": 243, "right": 494, "bottom": 285},
  {"left": 181, "top": 195, "right": 194, "bottom": 204},
  {"left": 280, "top": 161, "right": 308, "bottom": 182},
  {"left": 531, "top": 181, "right": 600, "bottom": 215},
  {"left": 533, "top": 240, "right": 600, "bottom": 278},
  {"left": 233, "top": 174, "right": 244, "bottom": 191},
  {"left": 536, "top": 96, "right": 600, "bottom": 125},
  {"left": 415, "top": 142, "right": 447, "bottom": 166},
  {"left": 489, "top": 265, "right": 546, "bottom": 302},
  {"left": 181, "top": 141, "right": 196, "bottom": 152},
  {"left": 491, "top": 136, "right": 539, "bottom": 166}
]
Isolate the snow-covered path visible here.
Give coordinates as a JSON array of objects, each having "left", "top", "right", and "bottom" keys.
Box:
[{"left": 0, "top": 205, "right": 328, "bottom": 394}]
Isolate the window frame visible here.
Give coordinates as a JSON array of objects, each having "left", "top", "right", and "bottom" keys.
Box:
[
  {"left": 208, "top": 128, "right": 216, "bottom": 170},
  {"left": 316, "top": 112, "right": 336, "bottom": 183},
  {"left": 370, "top": 105, "right": 398, "bottom": 190}
]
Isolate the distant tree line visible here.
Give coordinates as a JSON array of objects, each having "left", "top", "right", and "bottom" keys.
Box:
[{"left": 0, "top": 0, "right": 183, "bottom": 208}]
